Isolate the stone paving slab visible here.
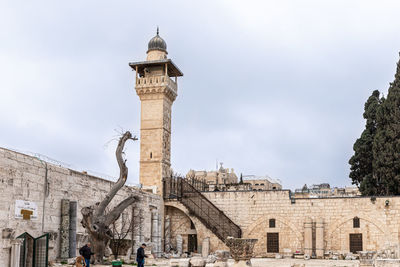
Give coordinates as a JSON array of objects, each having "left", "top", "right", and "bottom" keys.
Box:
[
  {"left": 58, "top": 259, "right": 362, "bottom": 267},
  {"left": 250, "top": 258, "right": 360, "bottom": 267}
]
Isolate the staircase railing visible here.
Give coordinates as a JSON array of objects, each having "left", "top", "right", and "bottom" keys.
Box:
[{"left": 163, "top": 176, "right": 242, "bottom": 241}]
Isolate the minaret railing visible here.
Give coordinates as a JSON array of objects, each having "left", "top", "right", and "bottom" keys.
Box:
[{"left": 136, "top": 75, "right": 177, "bottom": 92}]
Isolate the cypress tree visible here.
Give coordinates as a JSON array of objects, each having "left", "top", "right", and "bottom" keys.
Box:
[
  {"left": 373, "top": 55, "right": 400, "bottom": 195},
  {"left": 349, "top": 90, "right": 381, "bottom": 195}
]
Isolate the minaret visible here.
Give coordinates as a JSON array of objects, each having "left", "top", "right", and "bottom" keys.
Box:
[{"left": 129, "top": 29, "right": 183, "bottom": 195}]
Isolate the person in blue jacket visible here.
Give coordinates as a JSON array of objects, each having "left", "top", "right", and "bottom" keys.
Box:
[
  {"left": 79, "top": 243, "right": 94, "bottom": 267},
  {"left": 136, "top": 243, "right": 148, "bottom": 267}
]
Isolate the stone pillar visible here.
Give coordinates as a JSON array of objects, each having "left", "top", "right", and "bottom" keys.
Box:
[
  {"left": 164, "top": 215, "right": 171, "bottom": 253},
  {"left": 139, "top": 209, "right": 143, "bottom": 243},
  {"left": 132, "top": 207, "right": 142, "bottom": 259},
  {"left": 151, "top": 209, "right": 160, "bottom": 257},
  {"left": 315, "top": 218, "right": 324, "bottom": 259},
  {"left": 304, "top": 217, "right": 312, "bottom": 257},
  {"left": 176, "top": 234, "right": 183, "bottom": 256},
  {"left": 69, "top": 201, "right": 77, "bottom": 258},
  {"left": 202, "top": 237, "right": 210, "bottom": 257},
  {"left": 60, "top": 199, "right": 70, "bottom": 259},
  {"left": 158, "top": 212, "right": 162, "bottom": 257},
  {"left": 10, "top": 239, "right": 22, "bottom": 267}
]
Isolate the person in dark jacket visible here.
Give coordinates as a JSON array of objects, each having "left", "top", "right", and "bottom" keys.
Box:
[
  {"left": 136, "top": 243, "right": 148, "bottom": 267},
  {"left": 79, "top": 243, "right": 94, "bottom": 267}
]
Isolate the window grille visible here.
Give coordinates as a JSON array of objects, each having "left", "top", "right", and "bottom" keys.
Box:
[
  {"left": 267, "top": 233, "right": 279, "bottom": 253},
  {"left": 353, "top": 217, "right": 360, "bottom": 228},
  {"left": 349, "top": 233, "right": 362, "bottom": 253},
  {"left": 269, "top": 219, "right": 276, "bottom": 228},
  {"left": 17, "top": 232, "right": 49, "bottom": 267}
]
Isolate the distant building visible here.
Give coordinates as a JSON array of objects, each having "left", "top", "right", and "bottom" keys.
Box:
[
  {"left": 295, "top": 183, "right": 360, "bottom": 198},
  {"left": 186, "top": 165, "right": 282, "bottom": 191},
  {"left": 333, "top": 186, "right": 360, "bottom": 197},
  {"left": 187, "top": 163, "right": 238, "bottom": 186}
]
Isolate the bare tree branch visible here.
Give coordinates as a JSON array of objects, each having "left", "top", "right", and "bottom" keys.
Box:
[
  {"left": 105, "top": 195, "right": 139, "bottom": 226},
  {"left": 95, "top": 131, "right": 137, "bottom": 217}
]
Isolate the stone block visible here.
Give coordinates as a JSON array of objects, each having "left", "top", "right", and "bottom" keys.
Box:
[
  {"left": 2, "top": 228, "right": 14, "bottom": 239},
  {"left": 230, "top": 260, "right": 250, "bottom": 267},
  {"left": 67, "top": 258, "right": 76, "bottom": 264},
  {"left": 215, "top": 250, "right": 230, "bottom": 261},
  {"left": 375, "top": 259, "right": 400, "bottom": 267},
  {"left": 212, "top": 261, "right": 228, "bottom": 267},
  {"left": 170, "top": 258, "right": 190, "bottom": 267},
  {"left": 202, "top": 237, "right": 210, "bottom": 257},
  {"left": 190, "top": 256, "right": 206, "bottom": 267},
  {"left": 206, "top": 254, "right": 217, "bottom": 263}
]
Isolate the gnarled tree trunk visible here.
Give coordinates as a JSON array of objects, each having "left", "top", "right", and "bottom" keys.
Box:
[{"left": 81, "top": 131, "right": 139, "bottom": 263}]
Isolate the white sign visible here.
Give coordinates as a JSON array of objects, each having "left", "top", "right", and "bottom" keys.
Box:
[{"left": 15, "top": 200, "right": 38, "bottom": 220}]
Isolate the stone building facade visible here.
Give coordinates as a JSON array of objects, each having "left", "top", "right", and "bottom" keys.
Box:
[
  {"left": 0, "top": 147, "right": 162, "bottom": 266},
  {"left": 242, "top": 175, "right": 282, "bottom": 191},
  {"left": 186, "top": 166, "right": 282, "bottom": 192},
  {"left": 163, "top": 189, "right": 400, "bottom": 258},
  {"left": 202, "top": 191, "right": 400, "bottom": 257},
  {"left": 295, "top": 183, "right": 361, "bottom": 198},
  {"left": 188, "top": 168, "right": 238, "bottom": 186}
]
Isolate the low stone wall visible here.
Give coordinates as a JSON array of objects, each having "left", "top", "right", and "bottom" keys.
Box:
[
  {"left": 0, "top": 147, "right": 162, "bottom": 266},
  {"left": 375, "top": 259, "right": 400, "bottom": 267}
]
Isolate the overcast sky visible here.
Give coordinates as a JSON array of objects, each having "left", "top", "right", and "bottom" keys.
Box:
[{"left": 1, "top": 0, "right": 400, "bottom": 189}]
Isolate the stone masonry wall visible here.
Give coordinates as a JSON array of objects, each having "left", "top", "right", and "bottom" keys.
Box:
[
  {"left": 203, "top": 190, "right": 400, "bottom": 257},
  {"left": 0, "top": 147, "right": 162, "bottom": 267}
]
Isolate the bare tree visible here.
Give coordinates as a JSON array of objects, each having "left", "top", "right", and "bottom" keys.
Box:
[
  {"left": 110, "top": 211, "right": 133, "bottom": 259},
  {"left": 81, "top": 131, "right": 139, "bottom": 263}
]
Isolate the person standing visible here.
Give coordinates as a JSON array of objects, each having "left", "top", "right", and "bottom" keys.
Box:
[
  {"left": 136, "top": 243, "right": 148, "bottom": 267},
  {"left": 79, "top": 242, "right": 94, "bottom": 267}
]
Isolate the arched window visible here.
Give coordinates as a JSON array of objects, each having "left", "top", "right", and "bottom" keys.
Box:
[
  {"left": 353, "top": 217, "right": 360, "bottom": 228},
  {"left": 269, "top": 218, "right": 276, "bottom": 228},
  {"left": 150, "top": 152, "right": 152, "bottom": 159}
]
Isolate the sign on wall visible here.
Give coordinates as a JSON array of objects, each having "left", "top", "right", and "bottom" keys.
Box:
[{"left": 15, "top": 200, "right": 38, "bottom": 220}]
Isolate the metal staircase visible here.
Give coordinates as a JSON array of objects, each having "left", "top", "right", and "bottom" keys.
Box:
[{"left": 163, "top": 176, "right": 242, "bottom": 241}]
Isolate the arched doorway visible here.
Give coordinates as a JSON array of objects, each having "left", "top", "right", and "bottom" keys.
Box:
[{"left": 165, "top": 205, "right": 198, "bottom": 254}]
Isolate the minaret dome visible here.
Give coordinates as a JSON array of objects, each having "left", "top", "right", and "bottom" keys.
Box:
[{"left": 146, "top": 27, "right": 168, "bottom": 61}]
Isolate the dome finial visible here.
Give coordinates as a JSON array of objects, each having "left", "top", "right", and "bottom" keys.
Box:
[{"left": 157, "top": 26, "right": 159, "bottom": 35}]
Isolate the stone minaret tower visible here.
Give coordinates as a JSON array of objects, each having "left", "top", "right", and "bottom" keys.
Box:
[{"left": 129, "top": 29, "right": 183, "bottom": 194}]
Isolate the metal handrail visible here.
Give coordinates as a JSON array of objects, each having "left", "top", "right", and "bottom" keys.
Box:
[{"left": 163, "top": 176, "right": 241, "bottom": 241}]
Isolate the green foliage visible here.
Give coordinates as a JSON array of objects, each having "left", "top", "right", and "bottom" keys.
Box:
[
  {"left": 349, "top": 90, "right": 381, "bottom": 195},
  {"left": 350, "top": 55, "right": 400, "bottom": 195},
  {"left": 372, "top": 58, "right": 400, "bottom": 195}
]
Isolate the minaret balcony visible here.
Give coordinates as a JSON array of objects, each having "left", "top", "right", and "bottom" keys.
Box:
[{"left": 136, "top": 75, "right": 177, "bottom": 93}]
